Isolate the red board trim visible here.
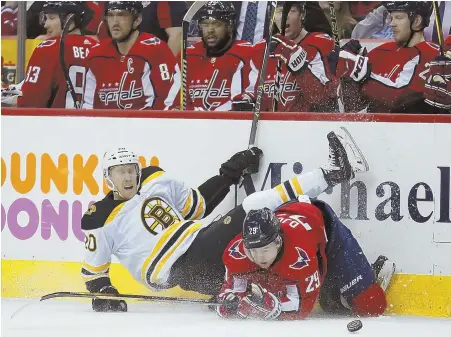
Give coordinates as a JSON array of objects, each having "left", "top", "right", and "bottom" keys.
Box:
[{"left": 2, "top": 108, "right": 451, "bottom": 123}]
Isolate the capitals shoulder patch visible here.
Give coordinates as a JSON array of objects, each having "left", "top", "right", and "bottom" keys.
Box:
[
  {"left": 228, "top": 240, "right": 246, "bottom": 260},
  {"left": 289, "top": 247, "right": 310, "bottom": 270}
]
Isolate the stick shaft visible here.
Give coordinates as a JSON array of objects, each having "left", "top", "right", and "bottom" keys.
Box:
[
  {"left": 249, "top": 1, "right": 278, "bottom": 146},
  {"left": 432, "top": 1, "right": 444, "bottom": 56},
  {"left": 59, "top": 14, "right": 80, "bottom": 109},
  {"left": 40, "top": 291, "right": 219, "bottom": 306}
]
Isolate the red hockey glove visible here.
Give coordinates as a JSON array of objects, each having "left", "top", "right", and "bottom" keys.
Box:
[
  {"left": 424, "top": 54, "right": 451, "bottom": 110},
  {"left": 232, "top": 92, "right": 256, "bottom": 111},
  {"left": 237, "top": 283, "right": 282, "bottom": 320},
  {"left": 269, "top": 33, "right": 308, "bottom": 74},
  {"left": 216, "top": 291, "right": 242, "bottom": 318},
  {"left": 338, "top": 50, "right": 371, "bottom": 83}
]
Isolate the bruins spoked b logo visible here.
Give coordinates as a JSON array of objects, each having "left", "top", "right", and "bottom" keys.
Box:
[{"left": 141, "top": 197, "right": 180, "bottom": 235}]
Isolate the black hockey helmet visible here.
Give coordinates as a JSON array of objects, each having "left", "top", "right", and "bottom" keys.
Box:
[
  {"left": 277, "top": 1, "right": 306, "bottom": 13},
  {"left": 41, "top": 1, "right": 91, "bottom": 29},
  {"left": 384, "top": 1, "right": 433, "bottom": 28},
  {"left": 242, "top": 208, "right": 281, "bottom": 249},
  {"left": 104, "top": 1, "right": 143, "bottom": 16},
  {"left": 197, "top": 1, "right": 236, "bottom": 27}
]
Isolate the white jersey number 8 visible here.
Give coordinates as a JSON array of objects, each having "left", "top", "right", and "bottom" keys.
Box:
[{"left": 159, "top": 63, "right": 171, "bottom": 81}]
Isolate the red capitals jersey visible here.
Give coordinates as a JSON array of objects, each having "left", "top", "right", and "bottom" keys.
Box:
[
  {"left": 182, "top": 40, "right": 254, "bottom": 111},
  {"left": 83, "top": 33, "right": 179, "bottom": 110},
  {"left": 252, "top": 33, "right": 337, "bottom": 112},
  {"left": 18, "top": 35, "right": 96, "bottom": 108},
  {"left": 360, "top": 41, "right": 442, "bottom": 113},
  {"left": 220, "top": 202, "right": 328, "bottom": 320},
  {"left": 446, "top": 36, "right": 451, "bottom": 50}
]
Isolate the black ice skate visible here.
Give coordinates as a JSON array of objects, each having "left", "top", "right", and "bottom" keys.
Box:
[
  {"left": 321, "top": 127, "right": 369, "bottom": 188},
  {"left": 372, "top": 255, "right": 396, "bottom": 292}
]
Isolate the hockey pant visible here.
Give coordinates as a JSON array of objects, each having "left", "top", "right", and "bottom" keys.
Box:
[
  {"left": 312, "top": 199, "right": 376, "bottom": 314},
  {"left": 167, "top": 205, "right": 247, "bottom": 296}
]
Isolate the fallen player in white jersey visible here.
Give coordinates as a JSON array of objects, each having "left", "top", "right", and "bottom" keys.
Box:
[{"left": 81, "top": 127, "right": 368, "bottom": 312}]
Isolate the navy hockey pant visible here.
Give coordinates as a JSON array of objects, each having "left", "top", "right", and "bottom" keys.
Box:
[{"left": 312, "top": 199, "right": 375, "bottom": 313}]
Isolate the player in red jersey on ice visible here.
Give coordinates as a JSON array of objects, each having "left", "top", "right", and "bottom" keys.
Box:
[
  {"left": 217, "top": 198, "right": 395, "bottom": 320},
  {"left": 250, "top": 2, "right": 338, "bottom": 112},
  {"left": 82, "top": 1, "right": 179, "bottom": 110},
  {"left": 330, "top": 1, "right": 450, "bottom": 113},
  {"left": 182, "top": 1, "right": 254, "bottom": 111},
  {"left": 18, "top": 2, "right": 97, "bottom": 108}
]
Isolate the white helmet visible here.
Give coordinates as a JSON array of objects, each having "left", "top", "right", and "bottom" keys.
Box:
[{"left": 102, "top": 147, "right": 142, "bottom": 191}]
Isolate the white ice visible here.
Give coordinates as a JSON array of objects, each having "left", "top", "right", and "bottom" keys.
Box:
[{"left": 2, "top": 299, "right": 450, "bottom": 337}]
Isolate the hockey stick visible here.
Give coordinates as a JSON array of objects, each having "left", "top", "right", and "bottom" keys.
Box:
[
  {"left": 328, "top": 1, "right": 347, "bottom": 113},
  {"left": 234, "top": 2, "right": 278, "bottom": 207},
  {"left": 328, "top": 1, "right": 340, "bottom": 47},
  {"left": 272, "top": 2, "right": 292, "bottom": 112},
  {"left": 181, "top": 1, "right": 207, "bottom": 111},
  {"left": 249, "top": 1, "right": 278, "bottom": 147},
  {"left": 60, "top": 13, "right": 81, "bottom": 109},
  {"left": 11, "top": 291, "right": 219, "bottom": 318},
  {"left": 432, "top": 0, "right": 445, "bottom": 56}
]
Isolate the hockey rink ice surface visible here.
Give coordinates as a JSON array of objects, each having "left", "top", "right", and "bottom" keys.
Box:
[{"left": 2, "top": 299, "right": 450, "bottom": 337}]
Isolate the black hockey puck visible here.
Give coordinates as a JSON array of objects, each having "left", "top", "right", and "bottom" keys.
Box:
[{"left": 347, "top": 319, "right": 363, "bottom": 332}]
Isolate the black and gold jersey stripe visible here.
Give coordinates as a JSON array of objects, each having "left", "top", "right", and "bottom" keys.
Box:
[
  {"left": 181, "top": 189, "right": 206, "bottom": 220},
  {"left": 141, "top": 220, "right": 203, "bottom": 288},
  {"left": 275, "top": 177, "right": 304, "bottom": 203}
]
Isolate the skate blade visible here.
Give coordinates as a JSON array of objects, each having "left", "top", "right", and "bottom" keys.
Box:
[
  {"left": 339, "top": 127, "right": 370, "bottom": 173},
  {"left": 377, "top": 261, "right": 396, "bottom": 292}
]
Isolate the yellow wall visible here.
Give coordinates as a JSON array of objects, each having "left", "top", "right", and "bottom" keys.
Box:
[{"left": 1, "top": 259, "right": 450, "bottom": 317}]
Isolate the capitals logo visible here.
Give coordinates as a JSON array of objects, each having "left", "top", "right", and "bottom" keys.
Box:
[
  {"left": 141, "top": 37, "right": 161, "bottom": 46},
  {"left": 289, "top": 247, "right": 310, "bottom": 270},
  {"left": 228, "top": 240, "right": 246, "bottom": 260},
  {"left": 37, "top": 40, "right": 57, "bottom": 48}
]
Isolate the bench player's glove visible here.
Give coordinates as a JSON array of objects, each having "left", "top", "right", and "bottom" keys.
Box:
[
  {"left": 328, "top": 39, "right": 371, "bottom": 83},
  {"left": 220, "top": 147, "right": 263, "bottom": 184},
  {"left": 237, "top": 283, "right": 281, "bottom": 320},
  {"left": 232, "top": 92, "right": 255, "bottom": 111},
  {"left": 269, "top": 33, "right": 308, "bottom": 74},
  {"left": 424, "top": 54, "right": 451, "bottom": 110},
  {"left": 92, "top": 285, "right": 127, "bottom": 312}
]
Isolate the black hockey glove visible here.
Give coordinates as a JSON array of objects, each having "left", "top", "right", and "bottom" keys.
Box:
[
  {"left": 232, "top": 92, "right": 256, "bottom": 111},
  {"left": 92, "top": 285, "right": 127, "bottom": 313},
  {"left": 220, "top": 147, "right": 263, "bottom": 184},
  {"left": 328, "top": 39, "right": 365, "bottom": 76}
]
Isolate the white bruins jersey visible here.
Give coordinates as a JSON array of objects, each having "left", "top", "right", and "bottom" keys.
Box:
[{"left": 81, "top": 166, "right": 207, "bottom": 290}]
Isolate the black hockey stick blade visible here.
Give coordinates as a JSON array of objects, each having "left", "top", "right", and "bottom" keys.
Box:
[
  {"left": 59, "top": 13, "right": 81, "bottom": 109},
  {"left": 181, "top": 1, "right": 207, "bottom": 110},
  {"left": 183, "top": 1, "right": 207, "bottom": 23}
]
